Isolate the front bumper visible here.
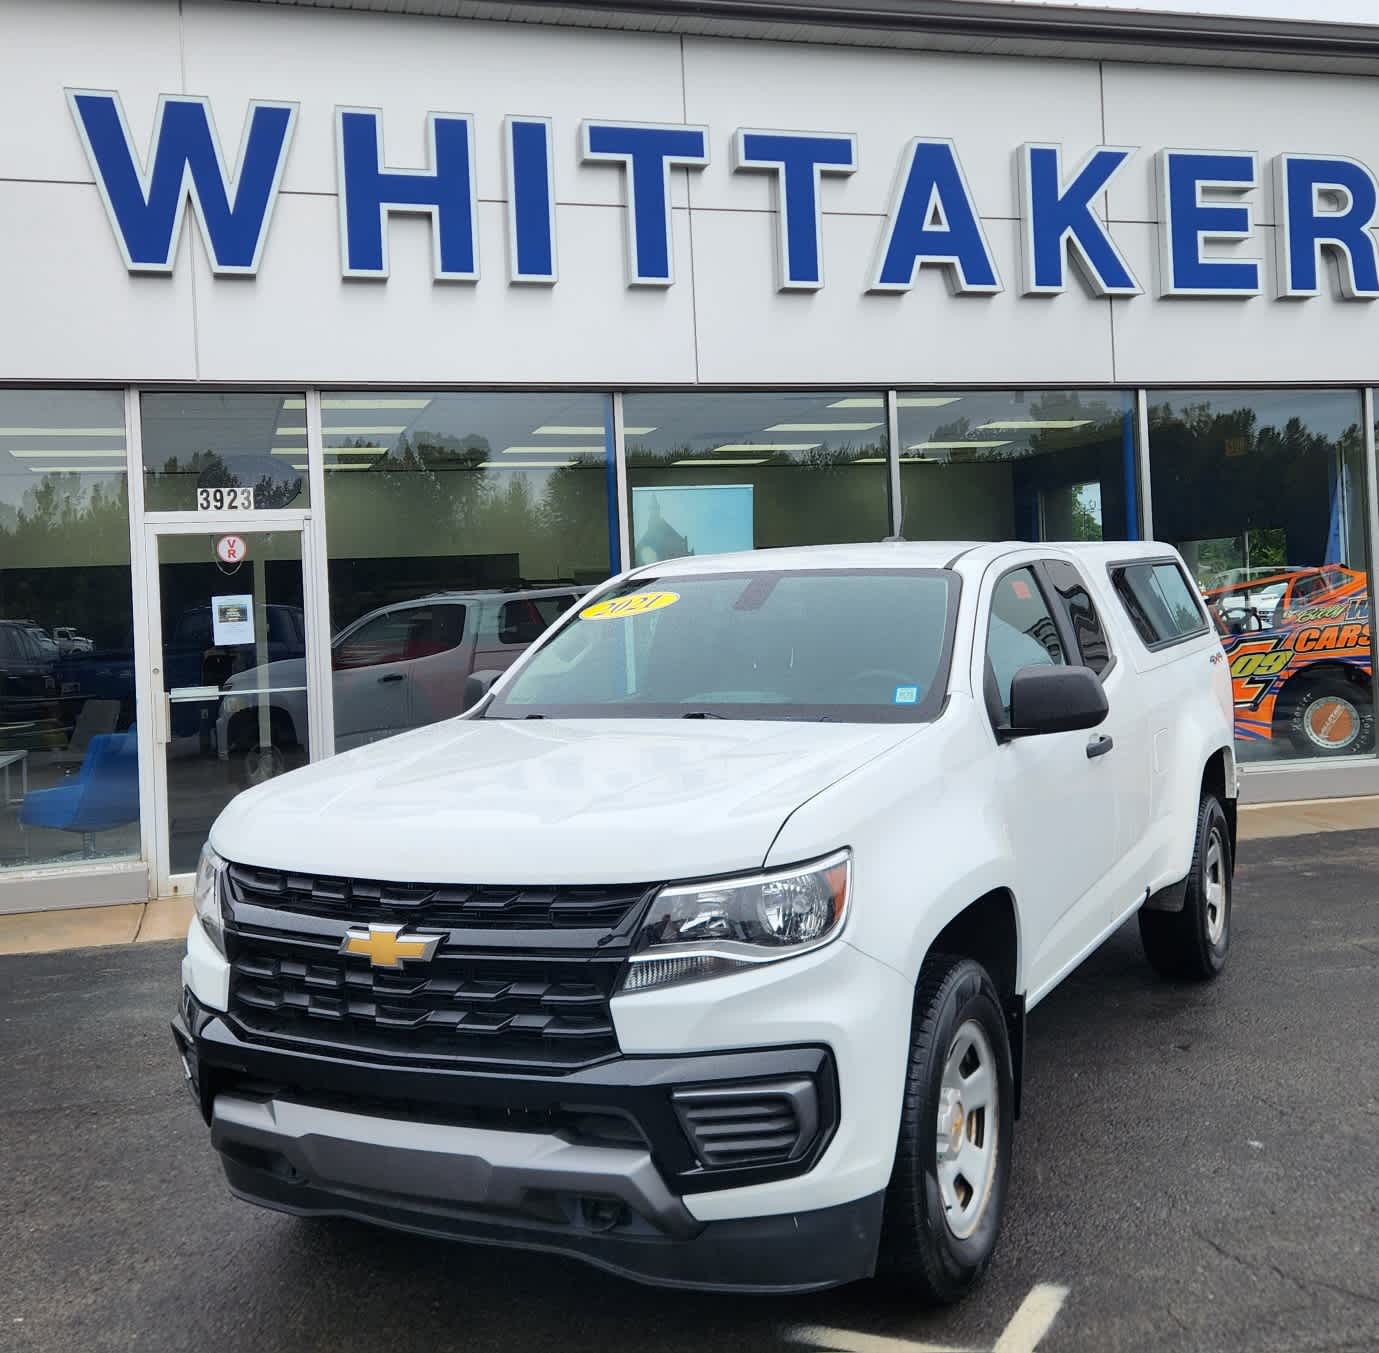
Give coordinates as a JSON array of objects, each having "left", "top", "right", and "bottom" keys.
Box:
[{"left": 172, "top": 994, "right": 882, "bottom": 1292}]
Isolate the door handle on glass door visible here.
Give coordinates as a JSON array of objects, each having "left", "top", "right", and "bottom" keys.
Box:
[
  {"left": 1086, "top": 734, "right": 1114, "bottom": 759},
  {"left": 378, "top": 673, "right": 406, "bottom": 684}
]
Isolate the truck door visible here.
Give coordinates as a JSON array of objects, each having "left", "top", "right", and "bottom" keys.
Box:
[
  {"left": 983, "top": 564, "right": 1122, "bottom": 1003},
  {"left": 329, "top": 606, "right": 417, "bottom": 751},
  {"left": 1040, "top": 557, "right": 1153, "bottom": 925}
]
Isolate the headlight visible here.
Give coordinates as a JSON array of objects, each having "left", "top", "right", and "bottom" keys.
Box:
[
  {"left": 193, "top": 844, "right": 227, "bottom": 955},
  {"left": 622, "top": 850, "right": 850, "bottom": 993}
]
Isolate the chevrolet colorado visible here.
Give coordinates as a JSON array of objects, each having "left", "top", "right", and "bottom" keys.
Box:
[{"left": 172, "top": 540, "right": 1237, "bottom": 1303}]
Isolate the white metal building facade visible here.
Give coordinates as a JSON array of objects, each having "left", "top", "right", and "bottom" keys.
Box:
[{"left": 2, "top": 0, "right": 1377, "bottom": 912}]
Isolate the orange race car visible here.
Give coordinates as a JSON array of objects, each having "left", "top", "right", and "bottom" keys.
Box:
[{"left": 1204, "top": 565, "right": 1373, "bottom": 758}]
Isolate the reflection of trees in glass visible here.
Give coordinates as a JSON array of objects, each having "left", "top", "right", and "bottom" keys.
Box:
[
  {"left": 328, "top": 434, "right": 614, "bottom": 583},
  {"left": 1069, "top": 486, "right": 1103, "bottom": 541},
  {"left": 1148, "top": 399, "right": 1362, "bottom": 575},
  {"left": 0, "top": 471, "right": 134, "bottom": 647},
  {"left": 144, "top": 450, "right": 303, "bottom": 509},
  {"left": 0, "top": 472, "right": 131, "bottom": 562},
  {"left": 626, "top": 440, "right": 885, "bottom": 468},
  {"left": 923, "top": 393, "right": 1124, "bottom": 463}
]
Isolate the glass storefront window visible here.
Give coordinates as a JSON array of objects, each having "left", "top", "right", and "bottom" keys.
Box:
[
  {"left": 1148, "top": 389, "right": 1373, "bottom": 764},
  {"left": 140, "top": 392, "right": 309, "bottom": 512},
  {"left": 897, "top": 390, "right": 1138, "bottom": 543},
  {"left": 322, "top": 392, "right": 615, "bottom": 752},
  {"left": 0, "top": 390, "right": 139, "bottom": 871},
  {"left": 624, "top": 392, "right": 890, "bottom": 563}
]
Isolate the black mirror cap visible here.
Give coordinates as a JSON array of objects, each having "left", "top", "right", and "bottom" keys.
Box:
[
  {"left": 1005, "top": 664, "right": 1108, "bottom": 738},
  {"left": 462, "top": 670, "right": 500, "bottom": 711}
]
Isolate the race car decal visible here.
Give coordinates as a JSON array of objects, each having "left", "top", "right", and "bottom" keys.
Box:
[{"left": 1208, "top": 569, "right": 1372, "bottom": 750}]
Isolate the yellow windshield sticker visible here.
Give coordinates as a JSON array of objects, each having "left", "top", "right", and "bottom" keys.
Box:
[{"left": 581, "top": 590, "right": 680, "bottom": 621}]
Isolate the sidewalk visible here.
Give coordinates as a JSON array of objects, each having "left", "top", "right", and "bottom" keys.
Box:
[{"left": 0, "top": 798, "right": 1374, "bottom": 957}]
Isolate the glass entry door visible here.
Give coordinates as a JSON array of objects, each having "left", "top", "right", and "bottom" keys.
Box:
[{"left": 145, "top": 520, "right": 319, "bottom": 889}]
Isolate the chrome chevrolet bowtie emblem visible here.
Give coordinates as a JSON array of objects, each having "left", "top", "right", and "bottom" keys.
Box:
[{"left": 339, "top": 923, "right": 442, "bottom": 970}]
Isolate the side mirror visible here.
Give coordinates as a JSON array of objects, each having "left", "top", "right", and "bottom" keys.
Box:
[
  {"left": 462, "top": 670, "right": 500, "bottom": 711},
  {"left": 1002, "top": 665, "right": 1108, "bottom": 739}
]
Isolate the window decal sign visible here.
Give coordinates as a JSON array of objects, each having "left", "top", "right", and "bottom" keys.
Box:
[
  {"left": 580, "top": 591, "right": 680, "bottom": 621},
  {"left": 212, "top": 594, "right": 255, "bottom": 645},
  {"left": 214, "top": 534, "right": 248, "bottom": 566}
]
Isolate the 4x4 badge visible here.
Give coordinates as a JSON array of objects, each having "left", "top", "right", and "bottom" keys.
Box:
[{"left": 339, "top": 923, "right": 442, "bottom": 970}]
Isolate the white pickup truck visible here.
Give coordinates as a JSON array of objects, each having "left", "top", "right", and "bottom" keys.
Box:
[{"left": 173, "top": 540, "right": 1237, "bottom": 1303}]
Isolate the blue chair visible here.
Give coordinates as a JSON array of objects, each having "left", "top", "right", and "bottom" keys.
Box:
[{"left": 19, "top": 727, "right": 140, "bottom": 855}]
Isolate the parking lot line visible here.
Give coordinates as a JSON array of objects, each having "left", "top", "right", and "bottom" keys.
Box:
[{"left": 992, "top": 1284, "right": 1069, "bottom": 1353}]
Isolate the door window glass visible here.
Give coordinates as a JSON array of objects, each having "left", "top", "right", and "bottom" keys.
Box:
[
  {"left": 406, "top": 606, "right": 466, "bottom": 659},
  {"left": 987, "top": 568, "right": 1066, "bottom": 719},
  {"left": 498, "top": 594, "right": 574, "bottom": 645},
  {"left": 155, "top": 530, "right": 308, "bottom": 875},
  {"left": 334, "top": 611, "right": 417, "bottom": 669},
  {"left": 1044, "top": 559, "right": 1112, "bottom": 675}
]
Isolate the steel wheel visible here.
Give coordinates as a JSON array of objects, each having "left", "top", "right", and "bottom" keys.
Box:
[
  {"left": 935, "top": 1018, "right": 998, "bottom": 1241},
  {"left": 1204, "top": 829, "right": 1228, "bottom": 946}
]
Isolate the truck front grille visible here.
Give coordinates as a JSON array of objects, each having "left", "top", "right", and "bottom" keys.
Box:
[
  {"left": 227, "top": 863, "right": 650, "bottom": 931},
  {"left": 223, "top": 865, "right": 656, "bottom": 1073}
]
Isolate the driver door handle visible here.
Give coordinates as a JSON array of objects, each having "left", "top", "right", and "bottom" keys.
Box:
[
  {"left": 1086, "top": 734, "right": 1114, "bottom": 759},
  {"left": 378, "top": 672, "right": 406, "bottom": 684}
]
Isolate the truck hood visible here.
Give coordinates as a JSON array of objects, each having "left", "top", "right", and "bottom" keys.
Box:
[{"left": 211, "top": 716, "right": 920, "bottom": 884}]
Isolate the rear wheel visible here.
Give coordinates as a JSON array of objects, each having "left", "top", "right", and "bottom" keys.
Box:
[
  {"left": 1286, "top": 674, "right": 1374, "bottom": 758},
  {"left": 877, "top": 954, "right": 1013, "bottom": 1305},
  {"left": 1139, "top": 793, "right": 1232, "bottom": 981}
]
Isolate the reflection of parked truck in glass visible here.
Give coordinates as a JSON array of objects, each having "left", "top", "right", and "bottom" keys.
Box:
[
  {"left": 215, "top": 587, "right": 584, "bottom": 782},
  {"left": 1204, "top": 565, "right": 1373, "bottom": 757}
]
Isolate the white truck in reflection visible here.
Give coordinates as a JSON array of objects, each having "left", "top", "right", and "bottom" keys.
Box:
[{"left": 216, "top": 587, "right": 584, "bottom": 783}]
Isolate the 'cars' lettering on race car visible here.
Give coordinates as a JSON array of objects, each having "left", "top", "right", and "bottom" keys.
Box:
[{"left": 1293, "top": 621, "right": 1371, "bottom": 654}]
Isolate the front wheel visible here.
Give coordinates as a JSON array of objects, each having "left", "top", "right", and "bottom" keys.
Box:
[
  {"left": 877, "top": 954, "right": 1014, "bottom": 1305},
  {"left": 1139, "top": 793, "right": 1233, "bottom": 981}
]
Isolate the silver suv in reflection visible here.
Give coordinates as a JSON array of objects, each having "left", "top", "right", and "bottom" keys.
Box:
[{"left": 215, "top": 587, "right": 585, "bottom": 782}]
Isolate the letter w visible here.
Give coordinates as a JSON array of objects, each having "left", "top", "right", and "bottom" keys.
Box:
[{"left": 67, "top": 89, "right": 297, "bottom": 274}]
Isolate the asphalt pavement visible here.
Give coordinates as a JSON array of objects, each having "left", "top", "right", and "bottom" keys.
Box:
[{"left": 3, "top": 829, "right": 1377, "bottom": 1353}]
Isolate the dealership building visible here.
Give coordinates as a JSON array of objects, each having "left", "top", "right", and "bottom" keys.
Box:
[{"left": 2, "top": 0, "right": 1377, "bottom": 912}]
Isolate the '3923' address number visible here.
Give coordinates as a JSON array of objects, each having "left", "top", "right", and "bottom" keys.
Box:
[{"left": 196, "top": 487, "right": 254, "bottom": 511}]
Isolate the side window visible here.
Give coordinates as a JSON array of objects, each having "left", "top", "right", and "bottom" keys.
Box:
[
  {"left": 1044, "top": 559, "right": 1112, "bottom": 675},
  {"left": 499, "top": 596, "right": 570, "bottom": 646},
  {"left": 406, "top": 605, "right": 466, "bottom": 659},
  {"left": 986, "top": 567, "right": 1066, "bottom": 720},
  {"left": 333, "top": 610, "right": 416, "bottom": 669},
  {"left": 1111, "top": 560, "right": 1209, "bottom": 648}
]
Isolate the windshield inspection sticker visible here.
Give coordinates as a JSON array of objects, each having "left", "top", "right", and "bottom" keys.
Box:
[
  {"left": 894, "top": 685, "right": 920, "bottom": 705},
  {"left": 580, "top": 590, "right": 679, "bottom": 621}
]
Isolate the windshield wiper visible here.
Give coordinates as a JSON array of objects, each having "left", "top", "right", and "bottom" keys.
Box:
[{"left": 681, "top": 710, "right": 727, "bottom": 719}]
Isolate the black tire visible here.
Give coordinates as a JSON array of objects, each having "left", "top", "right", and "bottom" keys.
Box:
[
  {"left": 877, "top": 954, "right": 1014, "bottom": 1305},
  {"left": 1286, "top": 674, "right": 1374, "bottom": 758},
  {"left": 1139, "top": 793, "right": 1233, "bottom": 981}
]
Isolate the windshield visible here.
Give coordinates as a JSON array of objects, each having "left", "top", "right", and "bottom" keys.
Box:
[{"left": 486, "top": 568, "right": 958, "bottom": 723}]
